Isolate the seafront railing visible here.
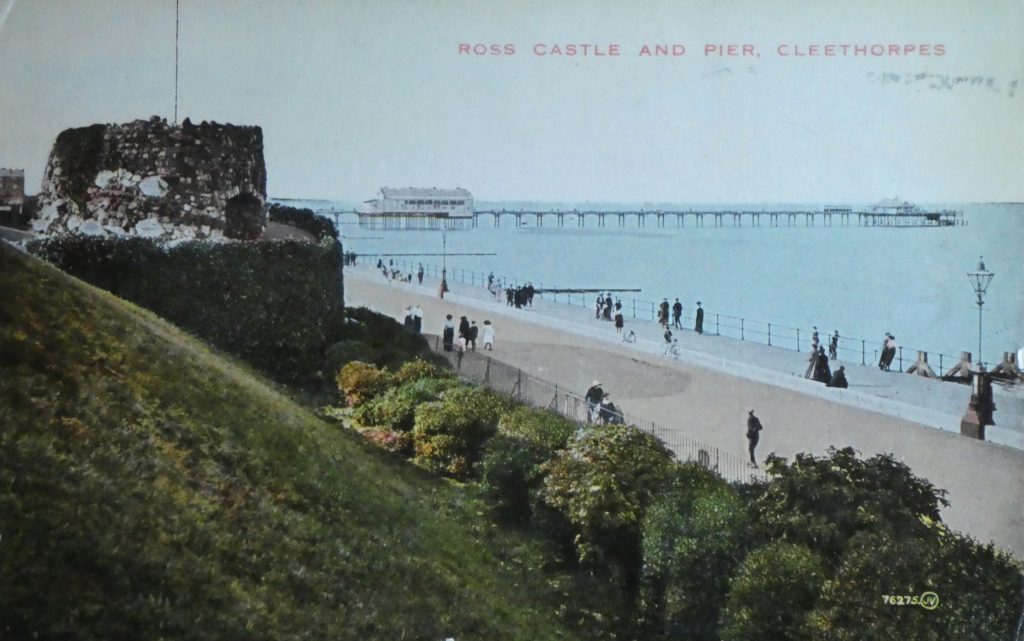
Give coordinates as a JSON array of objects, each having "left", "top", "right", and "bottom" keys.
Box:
[
  {"left": 376, "top": 257, "right": 975, "bottom": 373},
  {"left": 426, "top": 335, "right": 767, "bottom": 484}
]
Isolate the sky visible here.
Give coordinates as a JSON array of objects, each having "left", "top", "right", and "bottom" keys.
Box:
[{"left": 0, "top": 0, "right": 1021, "bottom": 203}]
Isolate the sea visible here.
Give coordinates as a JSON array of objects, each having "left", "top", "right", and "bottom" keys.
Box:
[{"left": 280, "top": 199, "right": 1023, "bottom": 368}]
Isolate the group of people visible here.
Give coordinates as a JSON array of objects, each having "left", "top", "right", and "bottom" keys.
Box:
[
  {"left": 506, "top": 283, "right": 535, "bottom": 309},
  {"left": 442, "top": 314, "right": 495, "bottom": 355},
  {"left": 401, "top": 305, "right": 424, "bottom": 333},
  {"left": 584, "top": 380, "right": 624, "bottom": 425},
  {"left": 377, "top": 259, "right": 412, "bottom": 283},
  {"left": 878, "top": 333, "right": 898, "bottom": 371},
  {"left": 805, "top": 328, "right": 848, "bottom": 388},
  {"left": 657, "top": 298, "right": 705, "bottom": 334}
]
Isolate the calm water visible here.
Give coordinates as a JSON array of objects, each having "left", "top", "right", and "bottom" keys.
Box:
[{"left": 296, "top": 200, "right": 1023, "bottom": 366}]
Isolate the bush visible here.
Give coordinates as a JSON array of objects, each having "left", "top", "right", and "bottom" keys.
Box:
[
  {"left": 336, "top": 361, "right": 395, "bottom": 407},
  {"left": 354, "top": 376, "right": 461, "bottom": 431},
  {"left": 395, "top": 358, "right": 451, "bottom": 385},
  {"left": 809, "top": 526, "right": 1023, "bottom": 641},
  {"left": 360, "top": 429, "right": 414, "bottom": 457},
  {"left": 541, "top": 424, "right": 677, "bottom": 572},
  {"left": 324, "top": 339, "right": 379, "bottom": 376},
  {"left": 411, "top": 387, "right": 507, "bottom": 480},
  {"left": 719, "top": 542, "right": 826, "bottom": 641},
  {"left": 335, "top": 307, "right": 432, "bottom": 370},
  {"left": 639, "top": 471, "right": 753, "bottom": 640},
  {"left": 479, "top": 434, "right": 554, "bottom": 525},
  {"left": 754, "top": 447, "right": 947, "bottom": 565},
  {"left": 498, "top": 406, "right": 577, "bottom": 451},
  {"left": 267, "top": 203, "right": 338, "bottom": 241}
]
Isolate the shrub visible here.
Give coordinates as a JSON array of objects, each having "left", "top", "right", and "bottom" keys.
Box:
[
  {"left": 754, "top": 447, "right": 947, "bottom": 565},
  {"left": 498, "top": 406, "right": 577, "bottom": 451},
  {"left": 336, "top": 307, "right": 432, "bottom": 370},
  {"left": 360, "top": 429, "right": 414, "bottom": 457},
  {"left": 541, "top": 424, "right": 677, "bottom": 572},
  {"left": 639, "top": 471, "right": 753, "bottom": 640},
  {"left": 411, "top": 387, "right": 507, "bottom": 480},
  {"left": 394, "top": 358, "right": 451, "bottom": 385},
  {"left": 719, "top": 542, "right": 826, "bottom": 641},
  {"left": 808, "top": 526, "right": 1023, "bottom": 641},
  {"left": 267, "top": 203, "right": 338, "bottom": 241},
  {"left": 336, "top": 361, "right": 395, "bottom": 407},
  {"left": 479, "top": 434, "right": 554, "bottom": 525},
  {"left": 354, "top": 376, "right": 461, "bottom": 432},
  {"left": 324, "top": 339, "right": 379, "bottom": 376}
]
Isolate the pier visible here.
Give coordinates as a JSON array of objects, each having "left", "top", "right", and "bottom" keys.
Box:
[{"left": 348, "top": 207, "right": 963, "bottom": 229}]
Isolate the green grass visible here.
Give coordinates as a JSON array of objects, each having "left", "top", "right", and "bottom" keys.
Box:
[{"left": 0, "top": 244, "right": 581, "bottom": 641}]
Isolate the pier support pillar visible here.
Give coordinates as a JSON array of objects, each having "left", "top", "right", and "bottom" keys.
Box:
[{"left": 906, "top": 351, "right": 937, "bottom": 378}]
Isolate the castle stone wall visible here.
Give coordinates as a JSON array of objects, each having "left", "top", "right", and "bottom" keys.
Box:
[{"left": 32, "top": 116, "right": 267, "bottom": 241}]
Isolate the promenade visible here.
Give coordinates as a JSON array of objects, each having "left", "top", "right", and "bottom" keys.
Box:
[{"left": 346, "top": 264, "right": 1024, "bottom": 558}]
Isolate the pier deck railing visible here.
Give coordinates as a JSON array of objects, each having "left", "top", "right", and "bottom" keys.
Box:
[
  {"left": 376, "top": 257, "right": 973, "bottom": 373},
  {"left": 427, "top": 335, "right": 766, "bottom": 484}
]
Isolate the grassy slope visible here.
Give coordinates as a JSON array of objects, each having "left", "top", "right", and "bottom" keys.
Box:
[{"left": 0, "top": 243, "right": 576, "bottom": 641}]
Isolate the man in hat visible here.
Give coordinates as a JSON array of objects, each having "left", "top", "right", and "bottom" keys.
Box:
[
  {"left": 694, "top": 301, "right": 704, "bottom": 334},
  {"left": 672, "top": 298, "right": 683, "bottom": 329},
  {"left": 585, "top": 380, "right": 605, "bottom": 424},
  {"left": 746, "top": 410, "right": 763, "bottom": 467}
]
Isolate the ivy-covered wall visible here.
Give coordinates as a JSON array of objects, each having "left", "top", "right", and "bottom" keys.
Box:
[{"left": 28, "top": 236, "right": 343, "bottom": 386}]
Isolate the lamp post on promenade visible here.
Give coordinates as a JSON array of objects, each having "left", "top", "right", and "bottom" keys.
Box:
[{"left": 966, "top": 256, "right": 994, "bottom": 368}]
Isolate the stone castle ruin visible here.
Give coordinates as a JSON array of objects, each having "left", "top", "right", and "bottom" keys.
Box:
[{"left": 32, "top": 116, "right": 267, "bottom": 241}]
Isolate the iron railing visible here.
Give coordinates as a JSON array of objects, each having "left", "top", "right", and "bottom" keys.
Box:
[{"left": 428, "top": 334, "right": 766, "bottom": 484}]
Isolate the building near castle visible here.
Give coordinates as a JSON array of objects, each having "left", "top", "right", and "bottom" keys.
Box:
[{"left": 32, "top": 116, "right": 267, "bottom": 240}]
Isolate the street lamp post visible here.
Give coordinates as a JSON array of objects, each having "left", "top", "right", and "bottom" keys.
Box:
[{"left": 966, "top": 256, "right": 994, "bottom": 367}]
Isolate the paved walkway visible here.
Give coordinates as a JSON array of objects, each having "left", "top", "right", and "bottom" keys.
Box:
[{"left": 347, "top": 265, "right": 1024, "bottom": 558}]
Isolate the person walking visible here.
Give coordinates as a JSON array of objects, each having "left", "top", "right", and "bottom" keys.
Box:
[
  {"left": 412, "top": 304, "right": 423, "bottom": 333},
  {"left": 595, "top": 294, "right": 604, "bottom": 319},
  {"left": 482, "top": 320, "right": 495, "bottom": 350},
  {"left": 614, "top": 309, "right": 624, "bottom": 334},
  {"left": 468, "top": 320, "right": 479, "bottom": 351},
  {"left": 417, "top": 263, "right": 424, "bottom": 284},
  {"left": 439, "top": 277, "right": 449, "bottom": 299},
  {"left": 458, "top": 316, "right": 471, "bottom": 341},
  {"left": 672, "top": 298, "right": 683, "bottom": 329},
  {"left": 403, "top": 306, "right": 414, "bottom": 331},
  {"left": 442, "top": 314, "right": 455, "bottom": 352},
  {"left": 694, "top": 302, "right": 704, "bottom": 334},
  {"left": 829, "top": 330, "right": 839, "bottom": 360},
  {"left": 746, "top": 410, "right": 763, "bottom": 467},
  {"left": 659, "top": 298, "right": 670, "bottom": 329}
]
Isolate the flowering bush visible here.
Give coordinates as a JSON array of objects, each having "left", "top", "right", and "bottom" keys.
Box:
[
  {"left": 361, "top": 429, "right": 413, "bottom": 456},
  {"left": 336, "top": 361, "right": 395, "bottom": 407},
  {"left": 354, "top": 377, "right": 461, "bottom": 431},
  {"left": 541, "top": 424, "right": 677, "bottom": 566},
  {"left": 411, "top": 387, "right": 508, "bottom": 480}
]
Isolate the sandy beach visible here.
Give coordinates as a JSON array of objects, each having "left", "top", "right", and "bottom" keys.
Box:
[{"left": 346, "top": 265, "right": 1024, "bottom": 558}]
